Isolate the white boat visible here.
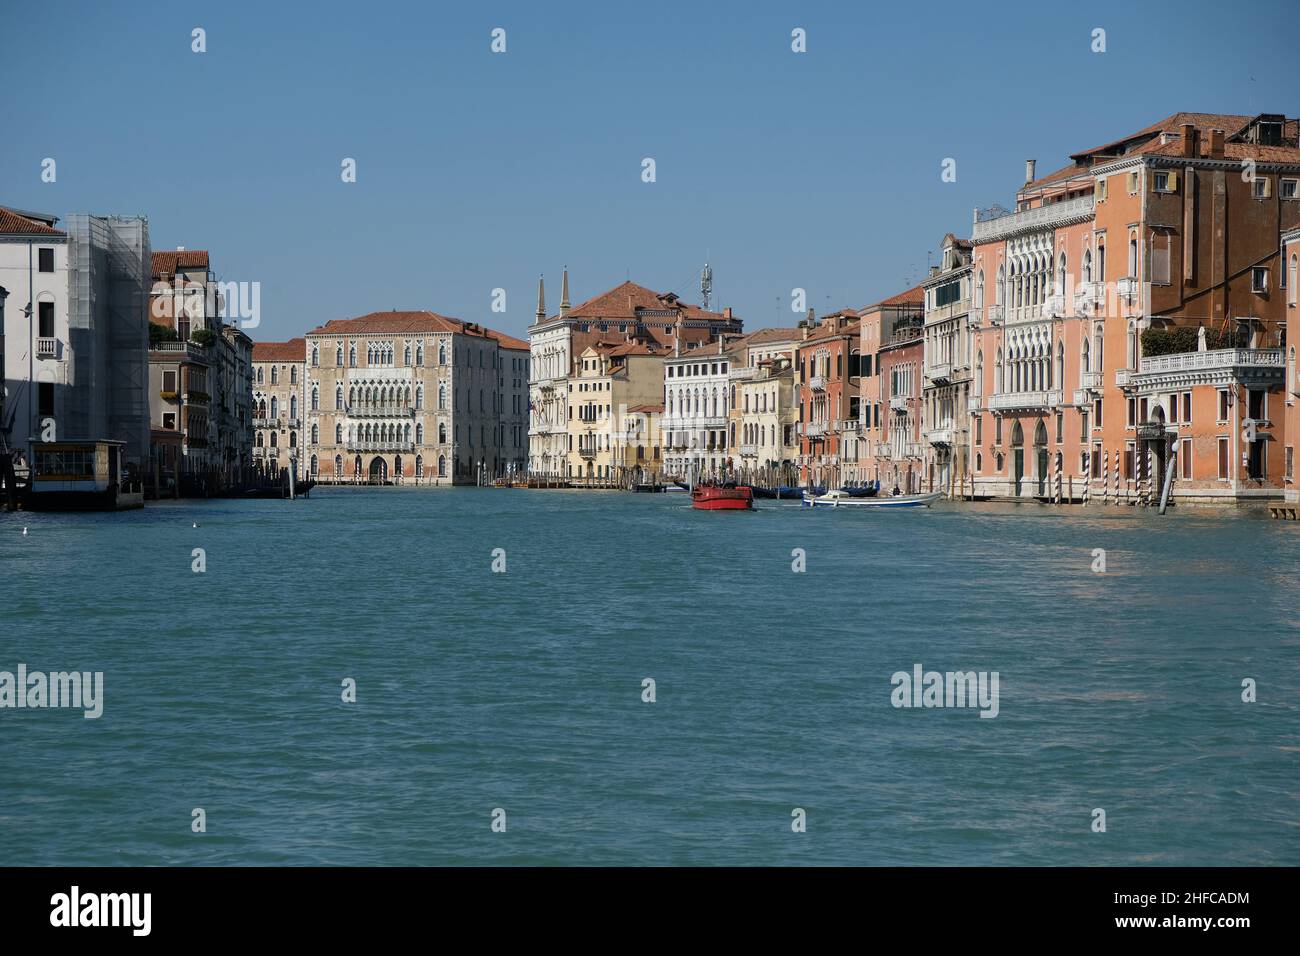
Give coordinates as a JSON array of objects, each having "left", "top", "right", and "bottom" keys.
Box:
[{"left": 801, "top": 489, "right": 942, "bottom": 509}]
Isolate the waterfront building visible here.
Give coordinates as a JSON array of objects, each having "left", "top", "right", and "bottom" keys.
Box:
[
  {"left": 567, "top": 340, "right": 667, "bottom": 485},
  {"left": 528, "top": 270, "right": 741, "bottom": 478},
  {"left": 148, "top": 249, "right": 253, "bottom": 491},
  {"left": 662, "top": 334, "right": 739, "bottom": 480},
  {"left": 728, "top": 327, "right": 801, "bottom": 485},
  {"left": 250, "top": 338, "right": 306, "bottom": 480},
  {"left": 303, "top": 310, "right": 527, "bottom": 485},
  {"left": 920, "top": 235, "right": 974, "bottom": 494},
  {"left": 969, "top": 112, "right": 1300, "bottom": 502},
  {"left": 0, "top": 206, "right": 151, "bottom": 498},
  {"left": 875, "top": 310, "right": 926, "bottom": 493},
  {"left": 856, "top": 286, "right": 926, "bottom": 487},
  {"left": 1285, "top": 227, "right": 1300, "bottom": 505},
  {"left": 796, "top": 310, "right": 862, "bottom": 488}
]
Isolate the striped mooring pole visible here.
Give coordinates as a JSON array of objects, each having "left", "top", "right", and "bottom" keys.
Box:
[
  {"left": 1054, "top": 453, "right": 1062, "bottom": 504},
  {"left": 1101, "top": 451, "right": 1109, "bottom": 505}
]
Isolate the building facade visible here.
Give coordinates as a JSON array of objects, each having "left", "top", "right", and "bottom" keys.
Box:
[
  {"left": 251, "top": 339, "right": 306, "bottom": 480},
  {"left": 302, "top": 310, "right": 526, "bottom": 485},
  {"left": 969, "top": 112, "right": 1300, "bottom": 502},
  {"left": 856, "top": 286, "right": 926, "bottom": 487},
  {"left": 921, "top": 235, "right": 974, "bottom": 494},
  {"left": 568, "top": 341, "right": 667, "bottom": 485},
  {"left": 796, "top": 311, "right": 861, "bottom": 488},
  {"left": 1, "top": 207, "right": 150, "bottom": 480},
  {"left": 662, "top": 336, "right": 736, "bottom": 480},
  {"left": 528, "top": 271, "right": 741, "bottom": 479}
]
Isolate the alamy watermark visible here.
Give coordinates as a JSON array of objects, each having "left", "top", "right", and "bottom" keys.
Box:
[
  {"left": 891, "top": 664, "right": 999, "bottom": 718},
  {"left": 0, "top": 664, "right": 103, "bottom": 718}
]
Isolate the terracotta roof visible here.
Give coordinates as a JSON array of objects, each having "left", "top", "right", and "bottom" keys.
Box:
[
  {"left": 308, "top": 310, "right": 467, "bottom": 336},
  {"left": 627, "top": 403, "right": 664, "bottom": 414},
  {"left": 0, "top": 206, "right": 64, "bottom": 236},
  {"left": 152, "top": 250, "right": 210, "bottom": 276},
  {"left": 481, "top": 327, "right": 529, "bottom": 350},
  {"left": 739, "top": 327, "right": 802, "bottom": 345},
  {"left": 1139, "top": 138, "right": 1300, "bottom": 165},
  {"left": 862, "top": 283, "right": 926, "bottom": 311},
  {"left": 550, "top": 280, "right": 733, "bottom": 323},
  {"left": 1069, "top": 112, "right": 1256, "bottom": 162},
  {"left": 802, "top": 317, "right": 861, "bottom": 343},
  {"left": 252, "top": 338, "right": 306, "bottom": 362}
]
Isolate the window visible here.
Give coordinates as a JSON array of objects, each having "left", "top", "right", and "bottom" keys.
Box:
[
  {"left": 1098, "top": 178, "right": 1108, "bottom": 202},
  {"left": 1093, "top": 397, "right": 1103, "bottom": 428},
  {"left": 1253, "top": 176, "right": 1271, "bottom": 199},
  {"left": 163, "top": 412, "right": 176, "bottom": 429},
  {"left": 1126, "top": 171, "right": 1139, "bottom": 193},
  {"left": 38, "top": 301, "right": 55, "bottom": 338},
  {"left": 1282, "top": 179, "right": 1299, "bottom": 200},
  {"left": 163, "top": 370, "right": 177, "bottom": 392},
  {"left": 1183, "top": 391, "right": 1192, "bottom": 424},
  {"left": 38, "top": 248, "right": 54, "bottom": 272},
  {"left": 1252, "top": 267, "right": 1269, "bottom": 293},
  {"left": 1218, "top": 389, "right": 1229, "bottom": 422},
  {"left": 1180, "top": 438, "right": 1192, "bottom": 480},
  {"left": 311, "top": 347, "right": 319, "bottom": 367},
  {"left": 1153, "top": 171, "right": 1173, "bottom": 193},
  {"left": 1217, "top": 437, "right": 1230, "bottom": 479}
]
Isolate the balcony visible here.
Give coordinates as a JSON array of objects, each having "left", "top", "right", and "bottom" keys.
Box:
[
  {"left": 972, "top": 193, "right": 1095, "bottom": 243},
  {"left": 805, "top": 421, "right": 828, "bottom": 437},
  {"left": 838, "top": 419, "right": 863, "bottom": 434},
  {"left": 347, "top": 403, "right": 414, "bottom": 418},
  {"left": 809, "top": 375, "right": 827, "bottom": 391},
  {"left": 1131, "top": 348, "right": 1284, "bottom": 389},
  {"left": 926, "top": 361, "right": 952, "bottom": 384},
  {"left": 1044, "top": 294, "right": 1066, "bottom": 318},
  {"left": 253, "top": 418, "right": 281, "bottom": 429},
  {"left": 739, "top": 443, "right": 759, "bottom": 457},
  {"left": 904, "top": 442, "right": 925, "bottom": 459},
  {"left": 967, "top": 395, "right": 982, "bottom": 413},
  {"left": 987, "top": 304, "right": 1004, "bottom": 326},
  {"left": 889, "top": 395, "right": 908, "bottom": 412},
  {"left": 345, "top": 440, "right": 415, "bottom": 453},
  {"left": 926, "top": 427, "right": 954, "bottom": 446},
  {"left": 1116, "top": 276, "right": 1141, "bottom": 302},
  {"left": 1080, "top": 370, "right": 1103, "bottom": 390},
  {"left": 151, "top": 340, "right": 210, "bottom": 361},
  {"left": 186, "top": 390, "right": 210, "bottom": 405},
  {"left": 578, "top": 446, "right": 597, "bottom": 460},
  {"left": 1114, "top": 368, "right": 1131, "bottom": 387},
  {"left": 36, "top": 337, "right": 57, "bottom": 358},
  {"left": 988, "top": 390, "right": 1063, "bottom": 412},
  {"left": 873, "top": 442, "right": 890, "bottom": 458},
  {"left": 1074, "top": 283, "right": 1103, "bottom": 314}
]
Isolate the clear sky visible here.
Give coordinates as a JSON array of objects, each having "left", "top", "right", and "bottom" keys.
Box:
[{"left": 3, "top": 0, "right": 1297, "bottom": 343}]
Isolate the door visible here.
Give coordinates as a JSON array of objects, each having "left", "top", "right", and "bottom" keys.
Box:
[
  {"left": 1037, "top": 448, "right": 1048, "bottom": 496},
  {"left": 1014, "top": 449, "right": 1024, "bottom": 495}
]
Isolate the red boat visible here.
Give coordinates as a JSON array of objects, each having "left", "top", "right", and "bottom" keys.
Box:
[{"left": 691, "top": 483, "right": 754, "bottom": 511}]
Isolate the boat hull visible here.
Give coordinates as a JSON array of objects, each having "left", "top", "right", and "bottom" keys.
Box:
[
  {"left": 802, "top": 491, "right": 942, "bottom": 509},
  {"left": 691, "top": 486, "right": 755, "bottom": 510}
]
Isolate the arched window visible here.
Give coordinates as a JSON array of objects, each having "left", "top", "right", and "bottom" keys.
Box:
[
  {"left": 416, "top": 344, "right": 424, "bottom": 365},
  {"left": 335, "top": 423, "right": 343, "bottom": 443},
  {"left": 1093, "top": 325, "right": 1104, "bottom": 371},
  {"left": 995, "top": 264, "right": 1004, "bottom": 305},
  {"left": 975, "top": 269, "right": 985, "bottom": 309},
  {"left": 270, "top": 396, "right": 279, "bottom": 419},
  {"left": 289, "top": 431, "right": 297, "bottom": 448},
  {"left": 1127, "top": 322, "right": 1137, "bottom": 369},
  {"left": 974, "top": 350, "right": 983, "bottom": 397},
  {"left": 334, "top": 454, "right": 342, "bottom": 474},
  {"left": 438, "top": 454, "right": 446, "bottom": 477},
  {"left": 270, "top": 431, "right": 278, "bottom": 447},
  {"left": 290, "top": 366, "right": 297, "bottom": 384},
  {"left": 995, "top": 348, "right": 1004, "bottom": 393},
  {"left": 310, "top": 347, "right": 319, "bottom": 367},
  {"left": 1055, "top": 341, "right": 1064, "bottom": 389},
  {"left": 416, "top": 423, "right": 424, "bottom": 444},
  {"left": 1097, "top": 241, "right": 1106, "bottom": 282},
  {"left": 1128, "top": 235, "right": 1138, "bottom": 277},
  {"left": 270, "top": 366, "right": 278, "bottom": 385},
  {"left": 255, "top": 432, "right": 263, "bottom": 447},
  {"left": 439, "top": 341, "right": 447, "bottom": 365},
  {"left": 311, "top": 385, "right": 319, "bottom": 410},
  {"left": 349, "top": 344, "right": 357, "bottom": 366},
  {"left": 310, "top": 454, "right": 318, "bottom": 475},
  {"left": 975, "top": 452, "right": 982, "bottom": 471},
  {"left": 438, "top": 382, "right": 447, "bottom": 410},
  {"left": 1082, "top": 337, "right": 1091, "bottom": 375},
  {"left": 256, "top": 366, "right": 263, "bottom": 384},
  {"left": 415, "top": 455, "right": 423, "bottom": 477},
  {"left": 1058, "top": 252, "right": 1067, "bottom": 295},
  {"left": 404, "top": 344, "right": 411, "bottom": 366},
  {"left": 1290, "top": 254, "right": 1298, "bottom": 307},
  {"left": 438, "top": 422, "right": 447, "bottom": 443},
  {"left": 336, "top": 345, "right": 344, "bottom": 365},
  {"left": 1083, "top": 249, "right": 1093, "bottom": 284},
  {"left": 311, "top": 423, "right": 319, "bottom": 443},
  {"left": 290, "top": 394, "right": 297, "bottom": 418},
  {"left": 335, "top": 384, "right": 343, "bottom": 409}
]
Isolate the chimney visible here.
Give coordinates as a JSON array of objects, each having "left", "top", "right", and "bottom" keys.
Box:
[
  {"left": 1180, "top": 123, "right": 1198, "bottom": 158},
  {"left": 1025, "top": 159, "right": 1036, "bottom": 183},
  {"left": 724, "top": 307, "right": 732, "bottom": 319},
  {"left": 177, "top": 245, "right": 185, "bottom": 251},
  {"left": 1208, "top": 128, "right": 1226, "bottom": 159},
  {"left": 717, "top": 337, "right": 724, "bottom": 355}
]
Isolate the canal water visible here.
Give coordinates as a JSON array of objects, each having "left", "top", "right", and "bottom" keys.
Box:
[{"left": 2, "top": 489, "right": 1297, "bottom": 865}]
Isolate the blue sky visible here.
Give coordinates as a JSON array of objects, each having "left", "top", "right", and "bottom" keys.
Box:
[{"left": 3, "top": 0, "right": 1296, "bottom": 343}]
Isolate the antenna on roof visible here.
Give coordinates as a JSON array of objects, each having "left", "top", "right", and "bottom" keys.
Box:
[{"left": 700, "top": 262, "right": 713, "bottom": 310}]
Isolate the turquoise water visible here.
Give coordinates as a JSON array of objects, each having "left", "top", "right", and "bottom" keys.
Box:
[{"left": 1, "top": 488, "right": 1297, "bottom": 866}]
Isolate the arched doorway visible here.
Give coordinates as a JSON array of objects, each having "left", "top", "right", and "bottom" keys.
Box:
[
  {"left": 1010, "top": 421, "right": 1025, "bottom": 495},
  {"left": 394, "top": 455, "right": 402, "bottom": 482},
  {"left": 369, "top": 457, "right": 388, "bottom": 483},
  {"left": 1033, "top": 421, "right": 1048, "bottom": 496}
]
